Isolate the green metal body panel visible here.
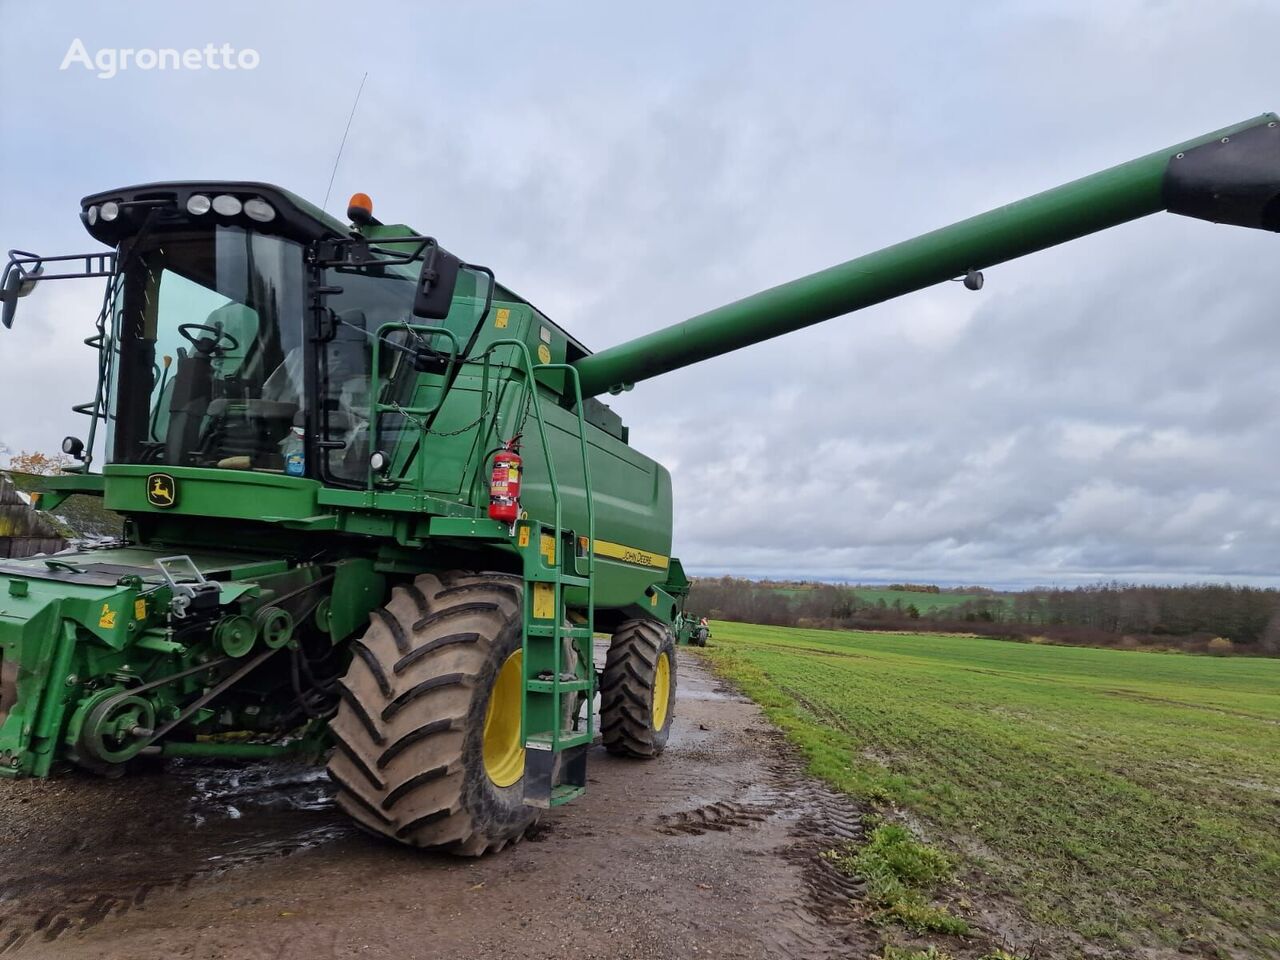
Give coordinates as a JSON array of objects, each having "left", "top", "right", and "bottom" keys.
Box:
[
  {"left": 105, "top": 465, "right": 325, "bottom": 521},
  {"left": 0, "top": 115, "right": 1275, "bottom": 789}
]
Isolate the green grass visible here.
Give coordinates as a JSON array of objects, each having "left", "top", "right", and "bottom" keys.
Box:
[
  {"left": 702, "top": 622, "right": 1280, "bottom": 957},
  {"left": 879, "top": 948, "right": 1025, "bottom": 960},
  {"left": 769, "top": 584, "right": 1002, "bottom": 614},
  {"left": 825, "top": 823, "right": 970, "bottom": 935},
  {"left": 849, "top": 588, "right": 1002, "bottom": 614},
  {"left": 879, "top": 947, "right": 955, "bottom": 960}
]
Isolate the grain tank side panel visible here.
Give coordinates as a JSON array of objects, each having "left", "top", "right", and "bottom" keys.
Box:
[{"left": 518, "top": 386, "right": 673, "bottom": 610}]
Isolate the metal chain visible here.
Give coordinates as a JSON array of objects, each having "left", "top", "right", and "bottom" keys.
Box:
[
  {"left": 430, "top": 410, "right": 489, "bottom": 437},
  {"left": 388, "top": 400, "right": 488, "bottom": 438},
  {"left": 385, "top": 352, "right": 533, "bottom": 441},
  {"left": 509, "top": 373, "right": 534, "bottom": 444}
]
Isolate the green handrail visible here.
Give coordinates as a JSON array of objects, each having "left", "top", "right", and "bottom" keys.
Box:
[
  {"left": 537, "top": 361, "right": 596, "bottom": 754},
  {"left": 470, "top": 340, "right": 597, "bottom": 755},
  {"left": 367, "top": 322, "right": 461, "bottom": 497}
]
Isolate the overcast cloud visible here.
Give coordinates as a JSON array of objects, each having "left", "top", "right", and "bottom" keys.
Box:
[{"left": 1, "top": 0, "right": 1277, "bottom": 587}]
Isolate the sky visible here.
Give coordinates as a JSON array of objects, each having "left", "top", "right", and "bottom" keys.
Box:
[{"left": 0, "top": 0, "right": 1277, "bottom": 588}]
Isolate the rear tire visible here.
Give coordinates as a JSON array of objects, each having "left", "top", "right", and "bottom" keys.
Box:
[
  {"left": 326, "top": 572, "right": 538, "bottom": 855},
  {"left": 600, "top": 619, "right": 676, "bottom": 758}
]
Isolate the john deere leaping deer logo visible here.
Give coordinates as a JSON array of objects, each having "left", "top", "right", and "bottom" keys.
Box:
[{"left": 146, "top": 473, "right": 177, "bottom": 508}]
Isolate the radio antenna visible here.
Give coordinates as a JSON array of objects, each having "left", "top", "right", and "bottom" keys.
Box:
[{"left": 323, "top": 72, "right": 368, "bottom": 213}]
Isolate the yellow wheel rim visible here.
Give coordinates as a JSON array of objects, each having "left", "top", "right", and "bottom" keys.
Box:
[
  {"left": 651, "top": 650, "right": 671, "bottom": 730},
  {"left": 483, "top": 650, "right": 524, "bottom": 788}
]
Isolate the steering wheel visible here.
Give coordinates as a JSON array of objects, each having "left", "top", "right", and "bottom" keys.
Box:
[{"left": 178, "top": 323, "right": 240, "bottom": 355}]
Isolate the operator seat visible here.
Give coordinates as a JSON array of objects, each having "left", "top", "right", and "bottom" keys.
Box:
[
  {"left": 252, "top": 308, "right": 372, "bottom": 477},
  {"left": 165, "top": 303, "right": 260, "bottom": 466},
  {"left": 183, "top": 303, "right": 299, "bottom": 468}
]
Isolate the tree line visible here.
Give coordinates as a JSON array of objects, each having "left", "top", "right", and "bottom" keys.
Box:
[{"left": 686, "top": 578, "right": 1280, "bottom": 655}]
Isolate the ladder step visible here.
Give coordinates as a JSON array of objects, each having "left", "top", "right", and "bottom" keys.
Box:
[
  {"left": 550, "top": 785, "right": 585, "bottom": 807},
  {"left": 522, "top": 742, "right": 588, "bottom": 809},
  {"left": 527, "top": 625, "right": 594, "bottom": 638},
  {"left": 526, "top": 678, "right": 592, "bottom": 693},
  {"left": 526, "top": 730, "right": 592, "bottom": 751},
  {"left": 526, "top": 570, "right": 591, "bottom": 585}
]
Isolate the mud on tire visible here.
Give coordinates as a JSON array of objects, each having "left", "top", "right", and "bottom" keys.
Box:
[
  {"left": 600, "top": 618, "right": 676, "bottom": 758},
  {"left": 326, "top": 571, "right": 537, "bottom": 855}
]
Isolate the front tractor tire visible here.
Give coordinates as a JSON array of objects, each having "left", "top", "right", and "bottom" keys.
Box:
[
  {"left": 601, "top": 619, "right": 676, "bottom": 758},
  {"left": 327, "top": 572, "right": 538, "bottom": 855}
]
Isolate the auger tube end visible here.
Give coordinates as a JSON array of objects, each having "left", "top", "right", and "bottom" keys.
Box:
[{"left": 1163, "top": 117, "right": 1280, "bottom": 232}]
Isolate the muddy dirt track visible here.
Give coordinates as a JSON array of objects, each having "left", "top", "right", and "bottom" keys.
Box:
[{"left": 0, "top": 649, "right": 992, "bottom": 960}]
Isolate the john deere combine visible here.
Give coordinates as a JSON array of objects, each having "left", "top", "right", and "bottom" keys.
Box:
[{"left": 0, "top": 115, "right": 1275, "bottom": 854}]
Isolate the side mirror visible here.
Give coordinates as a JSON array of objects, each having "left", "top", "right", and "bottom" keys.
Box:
[
  {"left": 1, "top": 257, "right": 43, "bottom": 329},
  {"left": 0, "top": 276, "right": 18, "bottom": 329},
  {"left": 412, "top": 244, "right": 461, "bottom": 320}
]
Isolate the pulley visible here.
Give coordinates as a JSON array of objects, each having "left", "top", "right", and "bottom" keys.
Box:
[
  {"left": 79, "top": 688, "right": 157, "bottom": 765},
  {"left": 215, "top": 614, "right": 257, "bottom": 658},
  {"left": 255, "top": 605, "right": 295, "bottom": 649}
]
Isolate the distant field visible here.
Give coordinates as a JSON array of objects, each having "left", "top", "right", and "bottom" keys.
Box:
[
  {"left": 702, "top": 622, "right": 1280, "bottom": 958},
  {"left": 768, "top": 584, "right": 1002, "bottom": 614},
  {"left": 849, "top": 588, "right": 1000, "bottom": 614}
]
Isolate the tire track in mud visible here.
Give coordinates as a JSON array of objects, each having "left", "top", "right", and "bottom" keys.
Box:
[
  {"left": 0, "top": 823, "right": 348, "bottom": 955},
  {"left": 767, "top": 751, "right": 869, "bottom": 920},
  {"left": 0, "top": 764, "right": 351, "bottom": 955},
  {"left": 755, "top": 745, "right": 872, "bottom": 957},
  {"left": 683, "top": 673, "right": 1048, "bottom": 960},
  {"left": 650, "top": 686, "right": 873, "bottom": 959},
  {"left": 656, "top": 799, "right": 775, "bottom": 835}
]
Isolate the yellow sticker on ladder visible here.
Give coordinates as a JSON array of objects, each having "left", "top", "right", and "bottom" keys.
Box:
[
  {"left": 533, "top": 582, "right": 556, "bottom": 620},
  {"left": 540, "top": 533, "right": 556, "bottom": 566},
  {"left": 495, "top": 308, "right": 510, "bottom": 329}
]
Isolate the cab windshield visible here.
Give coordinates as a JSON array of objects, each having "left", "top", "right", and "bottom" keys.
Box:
[{"left": 105, "top": 226, "right": 305, "bottom": 469}]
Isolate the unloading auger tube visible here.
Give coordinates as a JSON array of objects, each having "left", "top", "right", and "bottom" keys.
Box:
[{"left": 573, "top": 114, "right": 1280, "bottom": 397}]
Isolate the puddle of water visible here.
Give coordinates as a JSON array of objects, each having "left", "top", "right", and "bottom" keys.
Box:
[
  {"left": 0, "top": 757, "right": 352, "bottom": 952},
  {"left": 680, "top": 683, "right": 738, "bottom": 702},
  {"left": 187, "top": 761, "right": 335, "bottom": 815}
]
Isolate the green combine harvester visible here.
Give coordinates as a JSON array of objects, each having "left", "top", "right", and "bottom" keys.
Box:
[
  {"left": 675, "top": 611, "right": 709, "bottom": 647},
  {"left": 0, "top": 115, "right": 1275, "bottom": 854}
]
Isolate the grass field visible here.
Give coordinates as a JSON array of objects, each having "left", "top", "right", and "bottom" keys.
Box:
[
  {"left": 770, "top": 584, "right": 1002, "bottom": 614},
  {"left": 849, "top": 588, "right": 1000, "bottom": 614},
  {"left": 702, "top": 622, "right": 1280, "bottom": 958}
]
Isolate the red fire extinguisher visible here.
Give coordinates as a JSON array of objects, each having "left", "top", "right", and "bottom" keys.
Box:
[{"left": 488, "top": 439, "right": 522, "bottom": 524}]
